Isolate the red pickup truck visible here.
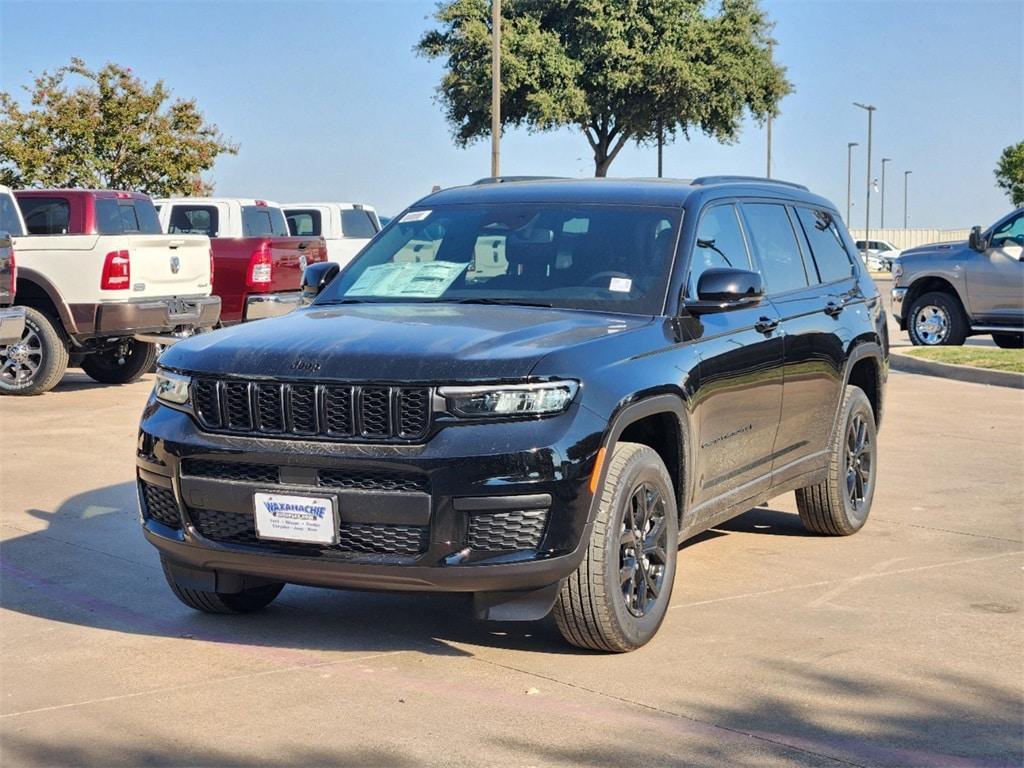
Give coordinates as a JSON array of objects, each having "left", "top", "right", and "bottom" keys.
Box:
[{"left": 155, "top": 198, "right": 326, "bottom": 324}]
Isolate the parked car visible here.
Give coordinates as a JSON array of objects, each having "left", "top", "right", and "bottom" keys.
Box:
[
  {"left": 892, "top": 208, "right": 1024, "bottom": 347},
  {"left": 155, "top": 198, "right": 327, "bottom": 324},
  {"left": 855, "top": 239, "right": 901, "bottom": 272},
  {"left": 3, "top": 189, "right": 219, "bottom": 395},
  {"left": 139, "top": 176, "right": 887, "bottom": 652},
  {"left": 0, "top": 187, "right": 26, "bottom": 345},
  {"left": 283, "top": 202, "right": 380, "bottom": 268}
]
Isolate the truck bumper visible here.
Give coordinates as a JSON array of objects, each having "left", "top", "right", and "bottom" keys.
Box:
[
  {"left": 71, "top": 296, "right": 221, "bottom": 339},
  {"left": 0, "top": 305, "right": 26, "bottom": 345},
  {"left": 244, "top": 292, "right": 302, "bottom": 321},
  {"left": 891, "top": 287, "right": 907, "bottom": 328}
]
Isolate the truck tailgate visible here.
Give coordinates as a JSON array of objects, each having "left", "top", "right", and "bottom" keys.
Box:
[
  {"left": 126, "top": 234, "right": 211, "bottom": 297},
  {"left": 265, "top": 236, "right": 327, "bottom": 292}
]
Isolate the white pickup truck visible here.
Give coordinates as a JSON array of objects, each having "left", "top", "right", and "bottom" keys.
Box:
[
  {"left": 3, "top": 189, "right": 219, "bottom": 395},
  {"left": 282, "top": 202, "right": 380, "bottom": 268}
]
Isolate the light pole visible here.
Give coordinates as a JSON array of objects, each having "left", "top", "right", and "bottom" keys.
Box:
[
  {"left": 904, "top": 170, "right": 912, "bottom": 228},
  {"left": 846, "top": 142, "right": 858, "bottom": 223},
  {"left": 880, "top": 158, "right": 891, "bottom": 229},
  {"left": 853, "top": 103, "right": 876, "bottom": 259},
  {"left": 490, "top": 0, "right": 501, "bottom": 178}
]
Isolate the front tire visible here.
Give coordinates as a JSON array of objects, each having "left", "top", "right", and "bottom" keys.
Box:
[
  {"left": 81, "top": 339, "right": 157, "bottom": 384},
  {"left": 161, "top": 557, "right": 284, "bottom": 614},
  {"left": 554, "top": 442, "right": 678, "bottom": 652},
  {"left": 906, "top": 291, "right": 967, "bottom": 346},
  {"left": 796, "top": 386, "right": 877, "bottom": 536},
  {"left": 992, "top": 333, "right": 1024, "bottom": 349},
  {"left": 0, "top": 307, "right": 69, "bottom": 396}
]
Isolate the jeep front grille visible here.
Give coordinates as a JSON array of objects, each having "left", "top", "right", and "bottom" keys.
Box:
[
  {"left": 190, "top": 379, "right": 431, "bottom": 442},
  {"left": 467, "top": 510, "right": 548, "bottom": 551}
]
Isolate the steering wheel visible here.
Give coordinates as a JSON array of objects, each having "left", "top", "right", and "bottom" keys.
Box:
[{"left": 583, "top": 271, "right": 632, "bottom": 288}]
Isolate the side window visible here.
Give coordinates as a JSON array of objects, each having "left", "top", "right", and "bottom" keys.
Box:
[
  {"left": 794, "top": 207, "right": 854, "bottom": 283},
  {"left": 242, "top": 206, "right": 288, "bottom": 237},
  {"left": 990, "top": 213, "right": 1024, "bottom": 248},
  {"left": 743, "top": 203, "right": 809, "bottom": 294},
  {"left": 169, "top": 205, "right": 219, "bottom": 237},
  {"left": 19, "top": 197, "right": 70, "bottom": 235},
  {"left": 340, "top": 209, "right": 378, "bottom": 238},
  {"left": 285, "top": 209, "right": 321, "bottom": 236},
  {"left": 690, "top": 204, "right": 751, "bottom": 294},
  {"left": 0, "top": 194, "right": 25, "bottom": 236}
]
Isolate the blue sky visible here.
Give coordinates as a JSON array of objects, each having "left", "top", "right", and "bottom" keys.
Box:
[{"left": 1, "top": 0, "right": 1021, "bottom": 227}]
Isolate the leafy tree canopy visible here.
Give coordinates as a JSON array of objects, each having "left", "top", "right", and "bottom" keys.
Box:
[
  {"left": 995, "top": 141, "right": 1024, "bottom": 208},
  {"left": 418, "top": 0, "right": 790, "bottom": 176},
  {"left": 0, "top": 58, "right": 237, "bottom": 195}
]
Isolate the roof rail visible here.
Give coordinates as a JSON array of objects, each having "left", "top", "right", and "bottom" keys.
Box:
[
  {"left": 691, "top": 175, "right": 808, "bottom": 191},
  {"left": 472, "top": 175, "right": 570, "bottom": 185}
]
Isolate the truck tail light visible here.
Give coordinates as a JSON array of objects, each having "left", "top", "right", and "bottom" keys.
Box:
[
  {"left": 246, "top": 243, "right": 272, "bottom": 290},
  {"left": 209, "top": 247, "right": 215, "bottom": 285},
  {"left": 100, "top": 249, "right": 131, "bottom": 290},
  {"left": 9, "top": 246, "right": 15, "bottom": 299}
]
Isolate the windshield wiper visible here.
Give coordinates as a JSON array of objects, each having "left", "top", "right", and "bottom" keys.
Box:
[{"left": 450, "top": 297, "right": 553, "bottom": 308}]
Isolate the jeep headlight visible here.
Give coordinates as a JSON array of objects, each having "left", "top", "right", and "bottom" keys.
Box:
[
  {"left": 154, "top": 369, "right": 191, "bottom": 405},
  {"left": 440, "top": 381, "right": 578, "bottom": 418}
]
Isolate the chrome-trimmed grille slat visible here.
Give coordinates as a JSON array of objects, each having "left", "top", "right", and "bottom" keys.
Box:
[{"left": 190, "top": 378, "right": 431, "bottom": 443}]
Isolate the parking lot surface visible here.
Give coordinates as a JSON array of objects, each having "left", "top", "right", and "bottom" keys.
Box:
[{"left": 1, "top": 369, "right": 1021, "bottom": 767}]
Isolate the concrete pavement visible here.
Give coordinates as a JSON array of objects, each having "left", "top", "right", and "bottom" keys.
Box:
[{"left": 1, "top": 370, "right": 1021, "bottom": 767}]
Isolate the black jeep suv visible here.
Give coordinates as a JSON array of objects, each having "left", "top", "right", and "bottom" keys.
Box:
[{"left": 138, "top": 177, "right": 887, "bottom": 652}]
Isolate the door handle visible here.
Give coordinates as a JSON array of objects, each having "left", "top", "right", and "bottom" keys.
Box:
[
  {"left": 755, "top": 317, "right": 779, "bottom": 334},
  {"left": 298, "top": 241, "right": 309, "bottom": 250},
  {"left": 824, "top": 301, "right": 845, "bottom": 317}
]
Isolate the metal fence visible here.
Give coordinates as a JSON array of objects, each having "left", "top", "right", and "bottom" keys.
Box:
[{"left": 848, "top": 228, "right": 969, "bottom": 250}]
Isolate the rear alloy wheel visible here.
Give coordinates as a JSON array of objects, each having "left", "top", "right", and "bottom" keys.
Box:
[
  {"left": 906, "top": 291, "right": 967, "bottom": 346},
  {"left": 81, "top": 339, "right": 158, "bottom": 384},
  {"left": 0, "top": 307, "right": 69, "bottom": 396},
  {"left": 796, "top": 386, "right": 877, "bottom": 535},
  {"left": 992, "top": 333, "right": 1024, "bottom": 349},
  {"left": 554, "top": 442, "right": 678, "bottom": 652}
]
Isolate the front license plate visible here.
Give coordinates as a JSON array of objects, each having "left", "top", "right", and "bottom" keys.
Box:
[{"left": 254, "top": 492, "right": 337, "bottom": 545}]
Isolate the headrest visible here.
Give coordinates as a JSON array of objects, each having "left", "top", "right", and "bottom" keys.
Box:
[{"left": 506, "top": 228, "right": 555, "bottom": 265}]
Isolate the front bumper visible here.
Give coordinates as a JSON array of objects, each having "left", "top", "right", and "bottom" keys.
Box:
[
  {"left": 0, "top": 305, "right": 26, "bottom": 345},
  {"left": 891, "top": 287, "right": 907, "bottom": 326},
  {"left": 244, "top": 292, "right": 302, "bottom": 321},
  {"left": 137, "top": 399, "right": 606, "bottom": 595}
]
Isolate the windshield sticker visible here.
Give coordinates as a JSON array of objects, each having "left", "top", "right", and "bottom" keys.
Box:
[
  {"left": 609, "top": 277, "right": 632, "bottom": 293},
  {"left": 399, "top": 209, "right": 432, "bottom": 223},
  {"left": 345, "top": 261, "right": 466, "bottom": 298}
]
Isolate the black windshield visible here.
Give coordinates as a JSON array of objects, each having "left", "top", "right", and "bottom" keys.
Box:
[{"left": 315, "top": 203, "right": 680, "bottom": 314}]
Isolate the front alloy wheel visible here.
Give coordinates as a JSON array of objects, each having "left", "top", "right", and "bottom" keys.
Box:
[{"left": 620, "top": 483, "right": 669, "bottom": 618}]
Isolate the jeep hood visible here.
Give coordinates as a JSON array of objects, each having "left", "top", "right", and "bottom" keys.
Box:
[{"left": 160, "top": 303, "right": 653, "bottom": 381}]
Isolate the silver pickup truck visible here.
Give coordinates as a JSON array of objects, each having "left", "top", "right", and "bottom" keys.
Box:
[{"left": 891, "top": 207, "right": 1024, "bottom": 347}]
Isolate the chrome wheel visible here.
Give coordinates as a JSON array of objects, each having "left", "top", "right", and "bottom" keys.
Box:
[
  {"left": 845, "top": 413, "right": 873, "bottom": 517},
  {"left": 913, "top": 305, "right": 949, "bottom": 345},
  {"left": 620, "top": 482, "right": 668, "bottom": 618},
  {"left": 0, "top": 325, "right": 42, "bottom": 385}
]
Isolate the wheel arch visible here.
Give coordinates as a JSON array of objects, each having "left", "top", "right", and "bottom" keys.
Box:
[
  {"left": 14, "top": 268, "right": 76, "bottom": 335},
  {"left": 901, "top": 275, "right": 967, "bottom": 330},
  {"left": 840, "top": 342, "right": 885, "bottom": 431},
  {"left": 591, "top": 394, "right": 691, "bottom": 526}
]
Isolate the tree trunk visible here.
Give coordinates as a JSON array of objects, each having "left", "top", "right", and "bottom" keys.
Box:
[{"left": 590, "top": 128, "right": 629, "bottom": 177}]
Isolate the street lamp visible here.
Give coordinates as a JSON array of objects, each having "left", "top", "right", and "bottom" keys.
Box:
[
  {"left": 904, "top": 170, "right": 912, "bottom": 228},
  {"left": 846, "top": 142, "right": 858, "bottom": 223},
  {"left": 853, "top": 103, "right": 876, "bottom": 259},
  {"left": 880, "top": 158, "right": 891, "bottom": 229}
]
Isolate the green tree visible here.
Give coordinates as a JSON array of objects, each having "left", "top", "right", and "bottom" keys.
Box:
[
  {"left": 995, "top": 141, "right": 1024, "bottom": 207},
  {"left": 418, "top": 0, "right": 790, "bottom": 176},
  {"left": 0, "top": 58, "right": 237, "bottom": 195}
]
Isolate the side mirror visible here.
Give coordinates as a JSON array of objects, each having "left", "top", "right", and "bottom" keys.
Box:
[
  {"left": 685, "top": 268, "right": 764, "bottom": 314},
  {"left": 968, "top": 225, "right": 988, "bottom": 252},
  {"left": 301, "top": 262, "right": 340, "bottom": 304}
]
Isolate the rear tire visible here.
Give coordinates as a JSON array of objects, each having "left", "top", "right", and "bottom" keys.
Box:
[
  {"left": 161, "top": 557, "right": 284, "bottom": 614},
  {"left": 992, "top": 333, "right": 1024, "bottom": 349},
  {"left": 906, "top": 291, "right": 967, "bottom": 346},
  {"left": 81, "top": 339, "right": 157, "bottom": 384},
  {"left": 0, "top": 307, "right": 69, "bottom": 396},
  {"left": 796, "top": 386, "right": 877, "bottom": 536},
  {"left": 554, "top": 442, "right": 678, "bottom": 652}
]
